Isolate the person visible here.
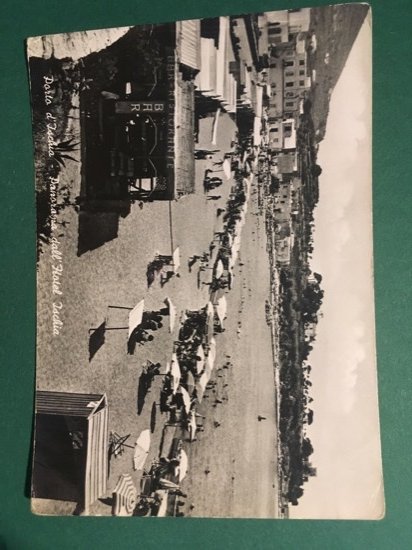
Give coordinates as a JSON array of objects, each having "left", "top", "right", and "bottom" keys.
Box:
[{"left": 188, "top": 255, "right": 200, "bottom": 271}]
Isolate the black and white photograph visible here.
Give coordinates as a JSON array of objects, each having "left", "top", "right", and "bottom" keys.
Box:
[{"left": 27, "top": 3, "right": 384, "bottom": 518}]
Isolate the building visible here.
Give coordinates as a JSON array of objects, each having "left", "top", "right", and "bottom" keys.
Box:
[
  {"left": 32, "top": 391, "right": 109, "bottom": 514},
  {"left": 265, "top": 9, "right": 312, "bottom": 145},
  {"left": 266, "top": 8, "right": 311, "bottom": 46},
  {"left": 195, "top": 17, "right": 237, "bottom": 113},
  {"left": 266, "top": 10, "right": 289, "bottom": 46},
  {"left": 288, "top": 8, "right": 311, "bottom": 34},
  {"left": 304, "top": 321, "right": 317, "bottom": 341},
  {"left": 268, "top": 117, "right": 297, "bottom": 152},
  {"left": 277, "top": 151, "right": 298, "bottom": 175}
]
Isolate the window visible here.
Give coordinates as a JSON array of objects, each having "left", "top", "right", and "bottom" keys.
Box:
[
  {"left": 269, "top": 62, "right": 277, "bottom": 68},
  {"left": 299, "top": 80, "right": 305, "bottom": 86},
  {"left": 269, "top": 27, "right": 281, "bottom": 35},
  {"left": 285, "top": 60, "right": 294, "bottom": 67},
  {"left": 299, "top": 70, "right": 305, "bottom": 76},
  {"left": 285, "top": 101, "right": 294, "bottom": 107},
  {"left": 299, "top": 60, "right": 305, "bottom": 66},
  {"left": 285, "top": 82, "right": 294, "bottom": 87},
  {"left": 285, "top": 71, "right": 294, "bottom": 77}
]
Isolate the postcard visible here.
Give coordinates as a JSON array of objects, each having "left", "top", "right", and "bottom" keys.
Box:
[{"left": 26, "top": 3, "right": 384, "bottom": 518}]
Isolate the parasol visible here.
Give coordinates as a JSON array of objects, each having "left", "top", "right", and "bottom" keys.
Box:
[
  {"left": 187, "top": 410, "right": 197, "bottom": 442},
  {"left": 133, "top": 429, "right": 151, "bottom": 471},
  {"left": 214, "top": 295, "right": 227, "bottom": 325},
  {"left": 170, "top": 353, "right": 181, "bottom": 394},
  {"left": 176, "top": 449, "right": 189, "bottom": 482},
  {"left": 195, "top": 344, "right": 205, "bottom": 374},
  {"left": 178, "top": 386, "right": 191, "bottom": 414},
  {"left": 214, "top": 259, "right": 225, "bottom": 280},
  {"left": 172, "top": 247, "right": 180, "bottom": 273},
  {"left": 164, "top": 297, "right": 176, "bottom": 333},
  {"left": 223, "top": 157, "right": 232, "bottom": 180},
  {"left": 112, "top": 473, "right": 137, "bottom": 516},
  {"left": 128, "top": 299, "right": 145, "bottom": 339}
]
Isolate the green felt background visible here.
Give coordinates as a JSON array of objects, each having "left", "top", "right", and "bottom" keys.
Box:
[{"left": 0, "top": 0, "right": 411, "bottom": 548}]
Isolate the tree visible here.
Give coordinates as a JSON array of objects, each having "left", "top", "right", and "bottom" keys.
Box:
[
  {"left": 302, "top": 437, "right": 314, "bottom": 458},
  {"left": 311, "top": 164, "right": 322, "bottom": 177}
]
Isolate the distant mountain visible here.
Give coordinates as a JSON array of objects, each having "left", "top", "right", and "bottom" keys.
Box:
[{"left": 308, "top": 3, "right": 369, "bottom": 141}]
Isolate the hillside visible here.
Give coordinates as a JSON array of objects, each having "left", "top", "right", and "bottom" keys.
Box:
[{"left": 308, "top": 3, "right": 369, "bottom": 141}]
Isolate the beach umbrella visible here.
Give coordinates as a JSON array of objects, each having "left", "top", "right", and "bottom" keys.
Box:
[
  {"left": 196, "top": 371, "right": 210, "bottom": 403},
  {"left": 133, "top": 429, "right": 151, "bottom": 471},
  {"left": 214, "top": 296, "right": 227, "bottom": 325},
  {"left": 205, "top": 354, "right": 215, "bottom": 377},
  {"left": 195, "top": 345, "right": 205, "bottom": 374},
  {"left": 214, "top": 259, "right": 224, "bottom": 280},
  {"left": 223, "top": 158, "right": 232, "bottom": 180},
  {"left": 187, "top": 411, "right": 197, "bottom": 442},
  {"left": 185, "top": 371, "right": 196, "bottom": 394},
  {"left": 209, "top": 337, "right": 217, "bottom": 364},
  {"left": 172, "top": 247, "right": 180, "bottom": 273},
  {"left": 112, "top": 473, "right": 138, "bottom": 516},
  {"left": 164, "top": 297, "right": 176, "bottom": 333},
  {"left": 155, "top": 490, "right": 168, "bottom": 517},
  {"left": 128, "top": 299, "right": 145, "bottom": 339},
  {"left": 206, "top": 301, "right": 214, "bottom": 317},
  {"left": 158, "top": 478, "right": 180, "bottom": 491},
  {"left": 177, "top": 449, "right": 189, "bottom": 482},
  {"left": 170, "top": 353, "right": 181, "bottom": 394},
  {"left": 178, "top": 386, "right": 191, "bottom": 414},
  {"left": 205, "top": 301, "right": 214, "bottom": 327}
]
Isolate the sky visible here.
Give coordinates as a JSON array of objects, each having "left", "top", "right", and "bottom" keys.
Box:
[{"left": 290, "top": 15, "right": 385, "bottom": 519}]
